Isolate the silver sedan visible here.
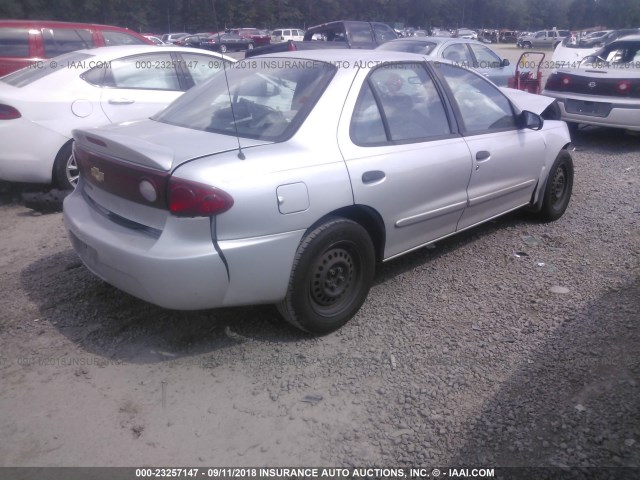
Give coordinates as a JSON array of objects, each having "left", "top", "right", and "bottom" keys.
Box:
[
  {"left": 64, "top": 50, "right": 573, "bottom": 334},
  {"left": 377, "top": 37, "right": 515, "bottom": 86}
]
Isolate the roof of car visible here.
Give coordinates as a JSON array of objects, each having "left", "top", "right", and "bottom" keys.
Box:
[
  {"left": 384, "top": 36, "right": 484, "bottom": 46},
  {"left": 71, "top": 45, "right": 230, "bottom": 60},
  {"left": 610, "top": 33, "right": 640, "bottom": 41},
  {"left": 0, "top": 19, "right": 138, "bottom": 31},
  {"left": 256, "top": 49, "right": 434, "bottom": 64}
]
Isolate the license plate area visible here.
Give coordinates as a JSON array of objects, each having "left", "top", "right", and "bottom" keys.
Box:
[{"left": 565, "top": 99, "right": 612, "bottom": 117}]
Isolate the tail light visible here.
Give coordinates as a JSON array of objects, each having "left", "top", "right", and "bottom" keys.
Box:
[
  {"left": 544, "top": 73, "right": 561, "bottom": 91},
  {"left": 616, "top": 80, "right": 631, "bottom": 95},
  {"left": 0, "top": 104, "right": 21, "bottom": 120},
  {"left": 168, "top": 177, "right": 233, "bottom": 217}
]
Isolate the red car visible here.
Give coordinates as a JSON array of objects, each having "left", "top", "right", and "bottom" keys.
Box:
[
  {"left": 0, "top": 20, "right": 153, "bottom": 76},
  {"left": 229, "top": 28, "right": 271, "bottom": 46}
]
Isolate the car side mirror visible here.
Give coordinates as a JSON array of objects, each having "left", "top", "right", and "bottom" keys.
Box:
[
  {"left": 501, "top": 58, "right": 510, "bottom": 67},
  {"left": 519, "top": 110, "right": 543, "bottom": 130}
]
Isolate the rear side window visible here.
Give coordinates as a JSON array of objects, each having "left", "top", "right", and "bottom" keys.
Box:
[
  {"left": 42, "top": 28, "right": 94, "bottom": 57},
  {"left": 102, "top": 30, "right": 147, "bottom": 46},
  {"left": 350, "top": 23, "right": 373, "bottom": 43},
  {"left": 2, "top": 52, "right": 93, "bottom": 87},
  {"left": 0, "top": 27, "right": 30, "bottom": 57},
  {"left": 351, "top": 63, "right": 451, "bottom": 145},
  {"left": 104, "top": 53, "right": 181, "bottom": 90},
  {"left": 273, "top": 30, "right": 282, "bottom": 37}
]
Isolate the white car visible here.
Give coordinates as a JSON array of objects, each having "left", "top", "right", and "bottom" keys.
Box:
[
  {"left": 0, "top": 45, "right": 232, "bottom": 189},
  {"left": 270, "top": 28, "right": 305, "bottom": 43},
  {"left": 543, "top": 36, "right": 640, "bottom": 132}
]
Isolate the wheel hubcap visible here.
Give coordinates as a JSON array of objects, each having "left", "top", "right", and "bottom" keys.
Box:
[
  {"left": 311, "top": 247, "right": 355, "bottom": 308},
  {"left": 66, "top": 153, "right": 79, "bottom": 188}
]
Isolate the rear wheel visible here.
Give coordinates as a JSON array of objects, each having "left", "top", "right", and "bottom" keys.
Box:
[
  {"left": 523, "top": 41, "right": 532, "bottom": 49},
  {"left": 53, "top": 141, "right": 78, "bottom": 190},
  {"left": 277, "top": 217, "right": 375, "bottom": 335},
  {"left": 537, "top": 150, "right": 574, "bottom": 222}
]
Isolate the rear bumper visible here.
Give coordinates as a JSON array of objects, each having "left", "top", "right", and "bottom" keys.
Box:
[
  {"left": 63, "top": 184, "right": 304, "bottom": 310},
  {"left": 0, "top": 117, "right": 69, "bottom": 183},
  {"left": 542, "top": 91, "right": 640, "bottom": 131}
]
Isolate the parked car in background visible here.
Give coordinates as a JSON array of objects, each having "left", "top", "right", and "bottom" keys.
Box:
[
  {"left": 377, "top": 37, "right": 514, "bottom": 86},
  {"left": 543, "top": 35, "right": 640, "bottom": 132},
  {"left": 0, "top": 19, "right": 153, "bottom": 76},
  {"left": 63, "top": 49, "right": 572, "bottom": 335},
  {"left": 245, "top": 21, "right": 397, "bottom": 58},
  {"left": 201, "top": 33, "right": 255, "bottom": 52},
  {"left": 552, "top": 28, "right": 640, "bottom": 68},
  {"left": 271, "top": 28, "right": 305, "bottom": 43},
  {"left": 518, "top": 30, "right": 570, "bottom": 49},
  {"left": 0, "top": 45, "right": 232, "bottom": 189},
  {"left": 144, "top": 35, "right": 168, "bottom": 45},
  {"left": 161, "top": 33, "right": 189, "bottom": 44},
  {"left": 230, "top": 28, "right": 271, "bottom": 46},
  {"left": 453, "top": 28, "right": 477, "bottom": 40},
  {"left": 175, "top": 34, "right": 212, "bottom": 47}
]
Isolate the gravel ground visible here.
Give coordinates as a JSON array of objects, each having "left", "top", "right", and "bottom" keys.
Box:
[{"left": 0, "top": 126, "right": 638, "bottom": 471}]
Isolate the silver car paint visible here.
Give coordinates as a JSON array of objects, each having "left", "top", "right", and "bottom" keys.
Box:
[{"left": 64, "top": 50, "right": 572, "bottom": 312}]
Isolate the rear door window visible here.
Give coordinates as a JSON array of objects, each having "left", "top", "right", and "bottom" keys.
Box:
[
  {"left": 103, "top": 53, "right": 181, "bottom": 90},
  {"left": 0, "top": 27, "right": 30, "bottom": 57},
  {"left": 42, "top": 28, "right": 94, "bottom": 57},
  {"left": 351, "top": 63, "right": 452, "bottom": 145}
]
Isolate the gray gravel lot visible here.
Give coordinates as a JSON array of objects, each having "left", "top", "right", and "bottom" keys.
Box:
[{"left": 0, "top": 90, "right": 638, "bottom": 470}]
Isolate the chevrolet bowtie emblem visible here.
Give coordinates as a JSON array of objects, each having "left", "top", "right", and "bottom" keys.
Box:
[
  {"left": 90, "top": 166, "right": 104, "bottom": 182},
  {"left": 588, "top": 81, "right": 597, "bottom": 88}
]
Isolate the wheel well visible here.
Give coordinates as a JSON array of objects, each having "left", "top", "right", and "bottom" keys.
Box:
[
  {"left": 53, "top": 139, "right": 74, "bottom": 188},
  {"left": 307, "top": 205, "right": 386, "bottom": 263}
]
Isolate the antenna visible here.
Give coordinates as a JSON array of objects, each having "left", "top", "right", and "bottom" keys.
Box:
[{"left": 211, "top": 1, "right": 245, "bottom": 160}]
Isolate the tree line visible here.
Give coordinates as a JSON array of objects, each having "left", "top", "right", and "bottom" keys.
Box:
[{"left": 2, "top": 0, "right": 639, "bottom": 34}]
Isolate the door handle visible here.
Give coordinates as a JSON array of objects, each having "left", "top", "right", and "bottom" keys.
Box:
[
  {"left": 362, "top": 170, "right": 385, "bottom": 184},
  {"left": 108, "top": 98, "right": 135, "bottom": 105},
  {"left": 476, "top": 151, "right": 491, "bottom": 161}
]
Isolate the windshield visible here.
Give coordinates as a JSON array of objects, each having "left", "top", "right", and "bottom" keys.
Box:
[
  {"left": 153, "top": 59, "right": 337, "bottom": 141},
  {"left": 1, "top": 52, "right": 94, "bottom": 87}
]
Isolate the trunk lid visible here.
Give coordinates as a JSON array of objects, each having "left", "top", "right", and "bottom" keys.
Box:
[{"left": 72, "top": 119, "right": 272, "bottom": 229}]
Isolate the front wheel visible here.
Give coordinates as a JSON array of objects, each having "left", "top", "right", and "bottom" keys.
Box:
[
  {"left": 53, "top": 141, "right": 78, "bottom": 190},
  {"left": 537, "top": 150, "right": 574, "bottom": 222},
  {"left": 523, "top": 41, "right": 532, "bottom": 49},
  {"left": 277, "top": 217, "right": 375, "bottom": 335}
]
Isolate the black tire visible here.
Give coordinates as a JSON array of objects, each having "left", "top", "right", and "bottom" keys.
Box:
[
  {"left": 219, "top": 44, "right": 227, "bottom": 53},
  {"left": 537, "top": 150, "right": 574, "bottom": 222},
  {"left": 247, "top": 43, "right": 254, "bottom": 50},
  {"left": 523, "top": 41, "right": 532, "bottom": 49},
  {"left": 53, "top": 141, "right": 78, "bottom": 190},
  {"left": 277, "top": 217, "right": 375, "bottom": 335}
]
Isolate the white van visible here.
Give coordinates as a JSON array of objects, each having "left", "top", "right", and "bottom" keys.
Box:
[{"left": 271, "top": 28, "right": 305, "bottom": 43}]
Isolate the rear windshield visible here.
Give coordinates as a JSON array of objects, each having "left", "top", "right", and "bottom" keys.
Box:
[
  {"left": 378, "top": 40, "right": 437, "bottom": 55},
  {"left": 582, "top": 41, "right": 640, "bottom": 68},
  {"left": 1, "top": 52, "right": 93, "bottom": 87},
  {"left": 154, "top": 59, "right": 337, "bottom": 141}
]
